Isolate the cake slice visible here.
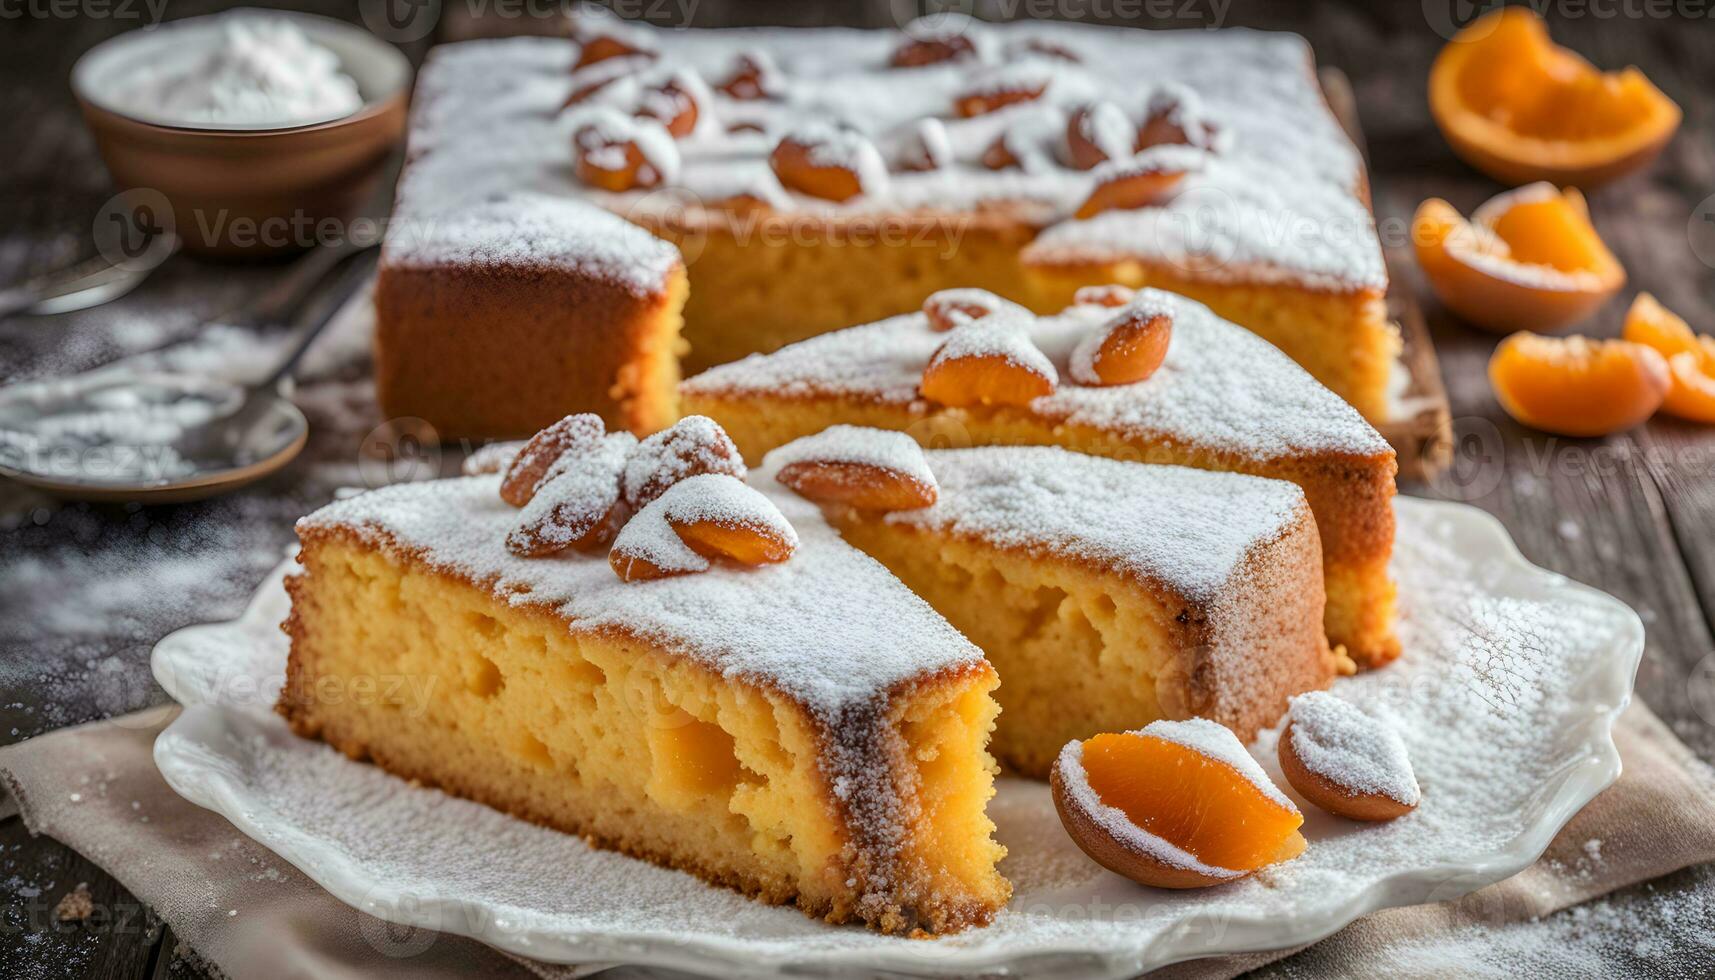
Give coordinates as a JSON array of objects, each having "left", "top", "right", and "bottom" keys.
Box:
[
  {"left": 683, "top": 288, "right": 1400, "bottom": 667},
  {"left": 375, "top": 192, "right": 687, "bottom": 441},
  {"left": 279, "top": 454, "right": 1007, "bottom": 934},
  {"left": 760, "top": 428, "right": 1343, "bottom": 777}
]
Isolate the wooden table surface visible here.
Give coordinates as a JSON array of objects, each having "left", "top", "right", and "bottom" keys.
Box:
[{"left": 3, "top": 1, "right": 1713, "bottom": 975}]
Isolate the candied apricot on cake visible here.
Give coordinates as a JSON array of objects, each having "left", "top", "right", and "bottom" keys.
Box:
[
  {"left": 1050, "top": 719, "right": 1305, "bottom": 888},
  {"left": 1066, "top": 102, "right": 1135, "bottom": 170},
  {"left": 279, "top": 423, "right": 1009, "bottom": 934},
  {"left": 684, "top": 289, "right": 1400, "bottom": 667},
  {"left": 1623, "top": 294, "right": 1715, "bottom": 424},
  {"left": 1278, "top": 691, "right": 1418, "bottom": 822},
  {"left": 610, "top": 473, "right": 798, "bottom": 581},
  {"left": 1429, "top": 8, "right": 1679, "bottom": 189},
  {"left": 622, "top": 414, "right": 747, "bottom": 509},
  {"left": 769, "top": 126, "right": 888, "bottom": 204},
  {"left": 506, "top": 432, "right": 635, "bottom": 557},
  {"left": 1489, "top": 333, "right": 1669, "bottom": 437},
  {"left": 771, "top": 426, "right": 939, "bottom": 511},
  {"left": 923, "top": 288, "right": 1031, "bottom": 332},
  {"left": 764, "top": 437, "right": 1343, "bottom": 776},
  {"left": 1074, "top": 147, "right": 1202, "bottom": 219},
  {"left": 1413, "top": 184, "right": 1624, "bottom": 335},
  {"left": 920, "top": 320, "right": 1058, "bottom": 408},
  {"left": 374, "top": 191, "right": 686, "bottom": 441},
  {"left": 1068, "top": 299, "right": 1172, "bottom": 386}
]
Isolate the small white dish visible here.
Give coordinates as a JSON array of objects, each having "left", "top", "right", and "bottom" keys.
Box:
[{"left": 151, "top": 498, "right": 1642, "bottom": 977}]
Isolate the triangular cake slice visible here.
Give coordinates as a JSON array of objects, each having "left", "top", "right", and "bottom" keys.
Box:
[
  {"left": 759, "top": 428, "right": 1342, "bottom": 777},
  {"left": 682, "top": 288, "right": 1399, "bottom": 666},
  {"left": 280, "top": 462, "right": 1006, "bottom": 935}
]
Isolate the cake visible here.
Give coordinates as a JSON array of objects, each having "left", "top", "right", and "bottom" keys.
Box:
[
  {"left": 374, "top": 14, "right": 1397, "bottom": 437},
  {"left": 279, "top": 414, "right": 1339, "bottom": 931},
  {"left": 683, "top": 288, "right": 1400, "bottom": 666},
  {"left": 279, "top": 452, "right": 1008, "bottom": 935},
  {"left": 761, "top": 426, "right": 1342, "bottom": 777}
]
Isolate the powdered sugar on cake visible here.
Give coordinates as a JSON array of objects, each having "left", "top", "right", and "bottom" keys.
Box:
[
  {"left": 382, "top": 192, "right": 679, "bottom": 295},
  {"left": 1054, "top": 739, "right": 1245, "bottom": 879},
  {"left": 869, "top": 446, "right": 1305, "bottom": 601},
  {"left": 685, "top": 288, "right": 1389, "bottom": 461},
  {"left": 401, "top": 20, "right": 1384, "bottom": 291},
  {"left": 930, "top": 317, "right": 1058, "bottom": 381},
  {"left": 297, "top": 473, "right": 981, "bottom": 718},
  {"left": 1288, "top": 690, "right": 1420, "bottom": 805}
]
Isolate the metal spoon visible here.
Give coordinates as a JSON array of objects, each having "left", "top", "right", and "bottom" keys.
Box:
[{"left": 0, "top": 245, "right": 376, "bottom": 503}]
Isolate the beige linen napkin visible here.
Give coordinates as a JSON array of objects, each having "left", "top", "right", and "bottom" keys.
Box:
[{"left": 2, "top": 703, "right": 1711, "bottom": 979}]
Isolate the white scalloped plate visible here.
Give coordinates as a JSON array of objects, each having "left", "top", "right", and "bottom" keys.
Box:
[{"left": 151, "top": 498, "right": 1641, "bottom": 977}]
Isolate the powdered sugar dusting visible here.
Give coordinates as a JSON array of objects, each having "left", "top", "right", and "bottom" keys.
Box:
[
  {"left": 381, "top": 192, "right": 678, "bottom": 295},
  {"left": 1055, "top": 739, "right": 1244, "bottom": 879},
  {"left": 685, "top": 288, "right": 1388, "bottom": 461},
  {"left": 622, "top": 415, "right": 746, "bottom": 509},
  {"left": 1288, "top": 690, "right": 1421, "bottom": 806},
  {"left": 871, "top": 446, "right": 1303, "bottom": 601},
  {"left": 1144, "top": 718, "right": 1296, "bottom": 811}
]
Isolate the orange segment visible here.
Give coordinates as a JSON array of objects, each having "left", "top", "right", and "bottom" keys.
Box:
[
  {"left": 1624, "top": 294, "right": 1715, "bottom": 423},
  {"left": 1489, "top": 332, "right": 1669, "bottom": 437},
  {"left": 1429, "top": 8, "right": 1680, "bottom": 188},
  {"left": 1413, "top": 185, "right": 1624, "bottom": 335},
  {"left": 1080, "top": 731, "right": 1303, "bottom": 873}
]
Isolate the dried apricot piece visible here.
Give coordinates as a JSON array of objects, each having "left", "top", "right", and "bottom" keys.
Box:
[
  {"left": 922, "top": 288, "right": 1029, "bottom": 332},
  {"left": 1075, "top": 148, "right": 1201, "bottom": 219},
  {"left": 575, "top": 33, "right": 656, "bottom": 71},
  {"left": 1050, "top": 719, "right": 1305, "bottom": 889},
  {"left": 572, "top": 110, "right": 680, "bottom": 192},
  {"left": 1278, "top": 692, "right": 1419, "bottom": 823},
  {"left": 1429, "top": 7, "right": 1679, "bottom": 188},
  {"left": 770, "top": 426, "right": 938, "bottom": 511},
  {"left": 769, "top": 127, "right": 888, "bottom": 203},
  {"left": 500, "top": 413, "right": 607, "bottom": 506},
  {"left": 1623, "top": 293, "right": 1715, "bottom": 423},
  {"left": 632, "top": 71, "right": 704, "bottom": 138},
  {"left": 609, "top": 474, "right": 798, "bottom": 582},
  {"left": 622, "top": 415, "right": 747, "bottom": 509},
  {"left": 507, "top": 433, "right": 636, "bottom": 557},
  {"left": 718, "top": 50, "right": 780, "bottom": 100},
  {"left": 1066, "top": 102, "right": 1134, "bottom": 171},
  {"left": 920, "top": 319, "right": 1058, "bottom": 408},
  {"left": 1413, "top": 184, "right": 1624, "bottom": 334},
  {"left": 898, "top": 118, "right": 953, "bottom": 173},
  {"left": 1070, "top": 306, "right": 1173, "bottom": 387},
  {"left": 954, "top": 66, "right": 1049, "bottom": 117},
  {"left": 1135, "top": 87, "right": 1221, "bottom": 153},
  {"left": 1072, "top": 284, "right": 1136, "bottom": 308},
  {"left": 889, "top": 20, "right": 978, "bottom": 68},
  {"left": 1489, "top": 332, "right": 1668, "bottom": 437}
]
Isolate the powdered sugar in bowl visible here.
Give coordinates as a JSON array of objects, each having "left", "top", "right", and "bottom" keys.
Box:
[{"left": 72, "top": 11, "right": 410, "bottom": 258}]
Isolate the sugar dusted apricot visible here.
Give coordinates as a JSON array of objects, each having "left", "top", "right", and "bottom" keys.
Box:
[
  {"left": 1278, "top": 692, "right": 1419, "bottom": 823},
  {"left": 920, "top": 320, "right": 1058, "bottom": 408},
  {"left": 609, "top": 474, "right": 798, "bottom": 583},
  {"left": 507, "top": 433, "right": 635, "bottom": 557},
  {"left": 1076, "top": 154, "right": 1194, "bottom": 219},
  {"left": 922, "top": 288, "right": 1029, "bottom": 332},
  {"left": 954, "top": 67, "right": 1048, "bottom": 118},
  {"left": 1070, "top": 308, "right": 1172, "bottom": 387},
  {"left": 1050, "top": 719, "right": 1305, "bottom": 889},
  {"left": 575, "top": 34, "right": 656, "bottom": 71},
  {"left": 500, "top": 413, "right": 606, "bottom": 506},
  {"left": 890, "top": 32, "right": 977, "bottom": 69},
  {"left": 1489, "top": 332, "right": 1669, "bottom": 437},
  {"left": 770, "top": 129, "right": 887, "bottom": 203},
  {"left": 622, "top": 415, "right": 747, "bottom": 510},
  {"left": 1073, "top": 284, "right": 1136, "bottom": 308},
  {"left": 771, "top": 426, "right": 939, "bottom": 512},
  {"left": 718, "top": 51, "right": 779, "bottom": 100}
]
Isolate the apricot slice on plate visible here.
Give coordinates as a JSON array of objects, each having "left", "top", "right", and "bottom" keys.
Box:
[
  {"left": 1489, "top": 332, "right": 1668, "bottom": 437},
  {"left": 1278, "top": 692, "right": 1419, "bottom": 823},
  {"left": 1050, "top": 719, "right": 1305, "bottom": 889},
  {"left": 1623, "top": 294, "right": 1715, "bottom": 424},
  {"left": 1429, "top": 8, "right": 1679, "bottom": 189},
  {"left": 1413, "top": 184, "right": 1624, "bottom": 335}
]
